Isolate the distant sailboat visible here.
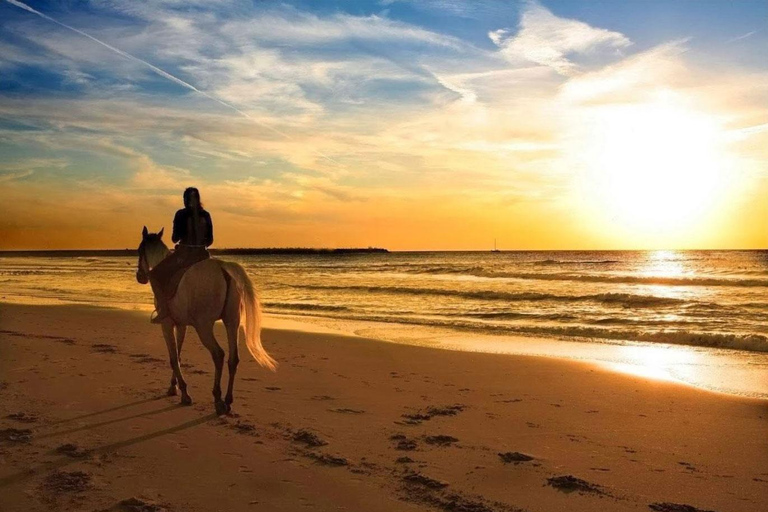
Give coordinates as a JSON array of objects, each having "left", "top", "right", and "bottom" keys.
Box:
[{"left": 492, "top": 238, "right": 500, "bottom": 252}]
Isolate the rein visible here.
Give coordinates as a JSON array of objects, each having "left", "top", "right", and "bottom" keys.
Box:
[{"left": 136, "top": 243, "right": 150, "bottom": 284}]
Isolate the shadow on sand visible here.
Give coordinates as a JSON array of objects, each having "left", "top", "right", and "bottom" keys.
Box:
[
  {"left": 0, "top": 408, "right": 218, "bottom": 488},
  {"left": 35, "top": 403, "right": 184, "bottom": 440},
  {"left": 44, "top": 395, "right": 167, "bottom": 427}
]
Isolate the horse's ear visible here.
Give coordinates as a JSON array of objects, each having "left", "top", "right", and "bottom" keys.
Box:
[
  {"left": 142, "top": 226, "right": 148, "bottom": 239},
  {"left": 158, "top": 227, "right": 164, "bottom": 239}
]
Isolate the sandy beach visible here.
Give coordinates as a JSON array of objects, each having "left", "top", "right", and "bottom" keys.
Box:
[{"left": 1, "top": 302, "right": 766, "bottom": 512}]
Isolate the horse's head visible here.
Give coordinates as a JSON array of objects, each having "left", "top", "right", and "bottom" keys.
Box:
[{"left": 136, "top": 226, "right": 170, "bottom": 284}]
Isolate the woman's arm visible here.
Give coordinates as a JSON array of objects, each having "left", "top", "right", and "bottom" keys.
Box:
[
  {"left": 172, "top": 210, "right": 184, "bottom": 244},
  {"left": 205, "top": 212, "right": 214, "bottom": 247}
]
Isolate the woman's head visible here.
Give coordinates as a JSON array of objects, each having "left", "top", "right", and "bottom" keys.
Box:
[{"left": 183, "top": 187, "right": 202, "bottom": 209}]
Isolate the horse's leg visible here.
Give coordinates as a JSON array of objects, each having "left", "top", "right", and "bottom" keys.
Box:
[
  {"left": 162, "top": 322, "right": 191, "bottom": 405},
  {"left": 168, "top": 325, "right": 187, "bottom": 396},
  {"left": 195, "top": 322, "right": 227, "bottom": 415},
  {"left": 223, "top": 315, "right": 240, "bottom": 413}
]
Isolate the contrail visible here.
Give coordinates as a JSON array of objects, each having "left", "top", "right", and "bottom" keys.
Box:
[{"left": 3, "top": 0, "right": 343, "bottom": 167}]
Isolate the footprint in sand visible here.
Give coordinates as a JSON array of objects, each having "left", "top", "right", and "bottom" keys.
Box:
[
  {"left": 401, "top": 404, "right": 466, "bottom": 425},
  {"left": 328, "top": 408, "right": 365, "bottom": 414},
  {"left": 54, "top": 443, "right": 90, "bottom": 459},
  {"left": 292, "top": 429, "right": 327, "bottom": 447},
  {"left": 390, "top": 434, "right": 417, "bottom": 451},
  {"left": 424, "top": 435, "right": 458, "bottom": 447},
  {"left": 109, "top": 497, "right": 170, "bottom": 512},
  {"left": 546, "top": 475, "right": 604, "bottom": 495},
  {"left": 677, "top": 461, "right": 699, "bottom": 473},
  {"left": 229, "top": 421, "right": 260, "bottom": 437},
  {"left": 402, "top": 471, "right": 448, "bottom": 489},
  {"left": 305, "top": 452, "right": 348, "bottom": 467},
  {"left": 0, "top": 428, "right": 32, "bottom": 443},
  {"left": 91, "top": 343, "right": 117, "bottom": 354},
  {"left": 5, "top": 412, "right": 38, "bottom": 423},
  {"left": 649, "top": 503, "right": 718, "bottom": 512},
  {"left": 41, "top": 470, "right": 92, "bottom": 498},
  {"left": 498, "top": 452, "right": 534, "bottom": 464},
  {"left": 129, "top": 354, "right": 163, "bottom": 364}
]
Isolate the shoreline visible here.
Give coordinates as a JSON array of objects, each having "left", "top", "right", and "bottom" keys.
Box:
[
  {"left": 1, "top": 302, "right": 767, "bottom": 512},
  {"left": 2, "top": 297, "right": 767, "bottom": 400}
]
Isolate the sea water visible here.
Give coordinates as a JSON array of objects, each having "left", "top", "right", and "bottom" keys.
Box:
[{"left": 2, "top": 250, "right": 766, "bottom": 398}]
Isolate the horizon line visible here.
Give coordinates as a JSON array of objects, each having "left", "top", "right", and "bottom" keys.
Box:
[{"left": 0, "top": 247, "right": 766, "bottom": 254}]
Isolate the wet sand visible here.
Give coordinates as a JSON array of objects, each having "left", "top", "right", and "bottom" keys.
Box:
[{"left": 1, "top": 303, "right": 766, "bottom": 512}]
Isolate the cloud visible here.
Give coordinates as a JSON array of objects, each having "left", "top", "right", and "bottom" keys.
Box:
[
  {"left": 726, "top": 30, "right": 758, "bottom": 44},
  {"left": 558, "top": 41, "right": 689, "bottom": 105},
  {"left": 490, "top": 1, "right": 631, "bottom": 75},
  {"left": 0, "top": 169, "right": 34, "bottom": 182},
  {"left": 0, "top": 158, "right": 68, "bottom": 183}
]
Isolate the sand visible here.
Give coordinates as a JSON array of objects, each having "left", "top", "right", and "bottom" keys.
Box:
[{"left": 0, "top": 303, "right": 766, "bottom": 512}]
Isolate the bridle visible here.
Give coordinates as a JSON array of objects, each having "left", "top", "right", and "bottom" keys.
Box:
[{"left": 136, "top": 242, "right": 150, "bottom": 284}]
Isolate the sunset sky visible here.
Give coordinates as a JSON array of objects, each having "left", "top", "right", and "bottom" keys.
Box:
[{"left": 1, "top": 0, "right": 766, "bottom": 250}]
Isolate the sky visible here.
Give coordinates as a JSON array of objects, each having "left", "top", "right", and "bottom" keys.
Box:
[{"left": 0, "top": 0, "right": 766, "bottom": 250}]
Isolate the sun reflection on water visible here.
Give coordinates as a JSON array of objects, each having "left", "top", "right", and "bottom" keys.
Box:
[
  {"left": 642, "top": 250, "right": 687, "bottom": 278},
  {"left": 606, "top": 344, "right": 699, "bottom": 382}
]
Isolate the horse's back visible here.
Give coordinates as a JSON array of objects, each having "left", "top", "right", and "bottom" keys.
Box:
[
  {"left": 181, "top": 258, "right": 226, "bottom": 291},
  {"left": 173, "top": 258, "right": 229, "bottom": 322}
]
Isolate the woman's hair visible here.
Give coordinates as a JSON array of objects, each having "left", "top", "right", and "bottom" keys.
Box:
[{"left": 183, "top": 187, "right": 203, "bottom": 209}]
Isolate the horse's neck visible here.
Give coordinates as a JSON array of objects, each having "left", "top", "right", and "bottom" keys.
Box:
[{"left": 147, "top": 245, "right": 170, "bottom": 268}]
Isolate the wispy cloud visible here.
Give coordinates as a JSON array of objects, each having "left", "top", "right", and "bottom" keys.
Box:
[
  {"left": 726, "top": 30, "right": 758, "bottom": 44},
  {"left": 489, "top": 1, "right": 631, "bottom": 76}
]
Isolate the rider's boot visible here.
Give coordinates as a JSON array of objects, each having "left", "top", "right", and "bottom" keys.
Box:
[{"left": 150, "top": 299, "right": 170, "bottom": 324}]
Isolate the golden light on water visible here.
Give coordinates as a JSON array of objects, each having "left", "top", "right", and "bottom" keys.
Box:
[
  {"left": 607, "top": 345, "right": 698, "bottom": 382},
  {"left": 642, "top": 250, "right": 686, "bottom": 277}
]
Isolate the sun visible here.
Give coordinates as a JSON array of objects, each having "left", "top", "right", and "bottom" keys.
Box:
[{"left": 577, "top": 95, "right": 728, "bottom": 235}]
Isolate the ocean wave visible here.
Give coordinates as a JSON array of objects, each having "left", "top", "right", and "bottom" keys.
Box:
[
  {"left": 461, "top": 311, "right": 578, "bottom": 321},
  {"left": 278, "top": 310, "right": 768, "bottom": 353},
  {"left": 264, "top": 302, "right": 351, "bottom": 312},
  {"left": 533, "top": 259, "right": 619, "bottom": 266},
  {"left": 299, "top": 284, "right": 690, "bottom": 307},
  {"left": 404, "top": 267, "right": 768, "bottom": 287}
]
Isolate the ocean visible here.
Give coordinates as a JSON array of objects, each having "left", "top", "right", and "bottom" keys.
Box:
[{"left": 2, "top": 250, "right": 767, "bottom": 397}]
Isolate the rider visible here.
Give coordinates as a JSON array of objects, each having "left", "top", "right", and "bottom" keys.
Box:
[{"left": 148, "top": 187, "right": 214, "bottom": 323}]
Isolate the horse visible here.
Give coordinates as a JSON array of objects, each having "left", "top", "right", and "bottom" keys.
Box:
[{"left": 135, "top": 226, "right": 277, "bottom": 415}]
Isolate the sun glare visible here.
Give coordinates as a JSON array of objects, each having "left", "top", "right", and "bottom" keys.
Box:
[{"left": 578, "top": 96, "right": 729, "bottom": 236}]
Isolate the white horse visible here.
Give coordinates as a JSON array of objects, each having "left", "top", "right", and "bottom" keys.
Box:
[{"left": 135, "top": 227, "right": 276, "bottom": 414}]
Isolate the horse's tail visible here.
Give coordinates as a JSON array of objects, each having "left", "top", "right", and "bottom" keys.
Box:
[{"left": 220, "top": 261, "right": 277, "bottom": 372}]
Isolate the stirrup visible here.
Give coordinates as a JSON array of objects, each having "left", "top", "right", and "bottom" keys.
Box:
[{"left": 150, "top": 309, "right": 169, "bottom": 324}]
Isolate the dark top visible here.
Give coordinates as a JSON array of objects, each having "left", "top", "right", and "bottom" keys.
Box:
[{"left": 172, "top": 208, "right": 213, "bottom": 247}]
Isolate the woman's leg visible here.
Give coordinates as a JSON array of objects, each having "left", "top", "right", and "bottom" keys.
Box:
[{"left": 149, "top": 254, "right": 180, "bottom": 322}]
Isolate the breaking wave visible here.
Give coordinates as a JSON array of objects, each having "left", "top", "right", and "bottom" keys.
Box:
[{"left": 300, "top": 284, "right": 692, "bottom": 308}]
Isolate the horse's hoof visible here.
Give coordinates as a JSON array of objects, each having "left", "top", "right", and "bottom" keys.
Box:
[
  {"left": 214, "top": 401, "right": 227, "bottom": 416},
  {"left": 225, "top": 402, "right": 232, "bottom": 414},
  {"left": 167, "top": 386, "right": 177, "bottom": 397},
  {"left": 180, "top": 395, "right": 192, "bottom": 406}
]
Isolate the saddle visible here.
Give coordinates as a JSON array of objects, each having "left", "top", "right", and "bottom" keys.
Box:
[{"left": 163, "top": 246, "right": 211, "bottom": 300}]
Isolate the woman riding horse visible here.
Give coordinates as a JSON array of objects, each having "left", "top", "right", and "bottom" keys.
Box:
[{"left": 149, "top": 187, "right": 214, "bottom": 323}]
